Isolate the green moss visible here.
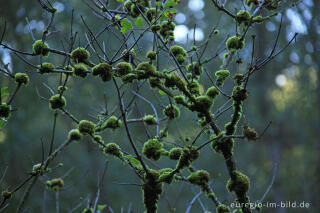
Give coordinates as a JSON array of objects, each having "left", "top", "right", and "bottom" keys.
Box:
[
  {"left": 211, "top": 134, "right": 234, "bottom": 155},
  {"left": 226, "top": 36, "right": 245, "bottom": 50},
  {"left": 122, "top": 48, "right": 136, "bottom": 62},
  {"left": 168, "top": 147, "right": 183, "bottom": 160},
  {"left": 245, "top": 0, "right": 259, "bottom": 6},
  {"left": 145, "top": 8, "right": 156, "bottom": 21},
  {"left": 49, "top": 94, "right": 66, "bottom": 110},
  {"left": 103, "top": 115, "right": 122, "bottom": 129},
  {"left": 121, "top": 73, "right": 136, "bottom": 83},
  {"left": 206, "top": 86, "right": 220, "bottom": 100},
  {"left": 123, "top": 1, "right": 133, "bottom": 11},
  {"left": 176, "top": 146, "right": 200, "bottom": 171},
  {"left": 142, "top": 139, "right": 163, "bottom": 161},
  {"left": 170, "top": 45, "right": 187, "bottom": 64},
  {"left": 234, "top": 74, "right": 244, "bottom": 85},
  {"left": 68, "top": 129, "right": 83, "bottom": 141},
  {"left": 187, "top": 170, "right": 210, "bottom": 186},
  {"left": 232, "top": 86, "right": 248, "bottom": 103},
  {"left": 187, "top": 80, "right": 200, "bottom": 95},
  {"left": 136, "top": 62, "right": 156, "bottom": 74},
  {"left": 186, "top": 62, "right": 203, "bottom": 76},
  {"left": 173, "top": 95, "right": 185, "bottom": 105},
  {"left": 216, "top": 204, "right": 231, "bottom": 213},
  {"left": 233, "top": 210, "right": 243, "bottom": 213},
  {"left": 92, "top": 63, "right": 113, "bottom": 81},
  {"left": 163, "top": 104, "right": 180, "bottom": 119},
  {"left": 151, "top": 24, "right": 161, "bottom": 32},
  {"left": 236, "top": 10, "right": 251, "bottom": 24},
  {"left": 46, "top": 178, "right": 64, "bottom": 191},
  {"left": 253, "top": 15, "right": 263, "bottom": 23},
  {"left": 130, "top": 4, "right": 140, "bottom": 18},
  {"left": 73, "top": 63, "right": 88, "bottom": 78},
  {"left": 138, "top": 0, "right": 150, "bottom": 7},
  {"left": 148, "top": 77, "right": 160, "bottom": 88},
  {"left": 1, "top": 190, "right": 12, "bottom": 199},
  {"left": 32, "top": 40, "right": 50, "bottom": 56},
  {"left": 143, "top": 115, "right": 157, "bottom": 125},
  {"left": 159, "top": 129, "right": 168, "bottom": 138},
  {"left": 227, "top": 170, "right": 250, "bottom": 195},
  {"left": 78, "top": 120, "right": 96, "bottom": 135},
  {"left": 146, "top": 51, "right": 157, "bottom": 60},
  {"left": 191, "top": 46, "right": 197, "bottom": 51},
  {"left": 14, "top": 73, "right": 29, "bottom": 85},
  {"left": 190, "top": 96, "right": 213, "bottom": 113},
  {"left": 143, "top": 169, "right": 163, "bottom": 213},
  {"left": 71, "top": 47, "right": 90, "bottom": 63},
  {"left": 115, "top": 62, "right": 133, "bottom": 76},
  {"left": 242, "top": 126, "right": 258, "bottom": 141},
  {"left": 58, "top": 86, "right": 68, "bottom": 92},
  {"left": 0, "top": 103, "right": 11, "bottom": 119},
  {"left": 104, "top": 143, "right": 122, "bottom": 158},
  {"left": 159, "top": 170, "right": 174, "bottom": 184},
  {"left": 160, "top": 21, "right": 175, "bottom": 38},
  {"left": 38, "top": 62, "right": 55, "bottom": 74},
  {"left": 215, "top": 70, "right": 230, "bottom": 86},
  {"left": 214, "top": 29, "right": 220, "bottom": 35}
]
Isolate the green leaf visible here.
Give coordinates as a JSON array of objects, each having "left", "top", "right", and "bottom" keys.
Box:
[
  {"left": 164, "top": 8, "right": 177, "bottom": 18},
  {"left": 123, "top": 155, "right": 141, "bottom": 168},
  {"left": 159, "top": 90, "right": 166, "bottom": 96},
  {"left": 98, "top": 204, "right": 107, "bottom": 211},
  {"left": 120, "top": 18, "right": 132, "bottom": 34},
  {"left": 165, "top": 0, "right": 177, "bottom": 8},
  {"left": 135, "top": 17, "right": 144, "bottom": 27},
  {"left": 1, "top": 87, "right": 9, "bottom": 100},
  {"left": 0, "top": 120, "right": 6, "bottom": 130}
]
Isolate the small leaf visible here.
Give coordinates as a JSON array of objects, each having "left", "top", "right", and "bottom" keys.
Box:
[
  {"left": 159, "top": 90, "right": 166, "bottom": 96},
  {"left": 165, "top": 0, "right": 177, "bottom": 8},
  {"left": 120, "top": 18, "right": 132, "bottom": 34},
  {"left": 98, "top": 204, "right": 107, "bottom": 211},
  {"left": 123, "top": 155, "right": 141, "bottom": 168},
  {"left": 135, "top": 17, "right": 144, "bottom": 27}
]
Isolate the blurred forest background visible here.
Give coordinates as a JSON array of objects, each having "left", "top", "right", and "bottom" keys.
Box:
[{"left": 0, "top": 0, "right": 319, "bottom": 212}]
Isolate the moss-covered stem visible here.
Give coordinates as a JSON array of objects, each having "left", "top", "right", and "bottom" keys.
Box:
[{"left": 7, "top": 83, "right": 21, "bottom": 105}]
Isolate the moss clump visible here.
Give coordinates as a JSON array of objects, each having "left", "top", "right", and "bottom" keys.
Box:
[
  {"left": 142, "top": 169, "right": 163, "bottom": 213},
  {"left": 103, "top": 116, "right": 122, "bottom": 129},
  {"left": 104, "top": 143, "right": 122, "bottom": 158},
  {"left": 227, "top": 170, "right": 250, "bottom": 195},
  {"left": 49, "top": 94, "right": 66, "bottom": 110},
  {"left": 245, "top": 0, "right": 259, "bottom": 6},
  {"left": 78, "top": 120, "right": 96, "bottom": 135},
  {"left": 163, "top": 104, "right": 180, "bottom": 120},
  {"left": 32, "top": 40, "right": 50, "bottom": 57},
  {"left": 115, "top": 62, "right": 133, "bottom": 76},
  {"left": 253, "top": 15, "right": 263, "bottom": 23},
  {"left": 159, "top": 168, "right": 174, "bottom": 184},
  {"left": 211, "top": 134, "right": 234, "bottom": 156},
  {"left": 46, "top": 178, "right": 64, "bottom": 191},
  {"left": 188, "top": 170, "right": 210, "bottom": 186},
  {"left": 187, "top": 62, "right": 203, "bottom": 76},
  {"left": 168, "top": 147, "right": 183, "bottom": 160},
  {"left": 173, "top": 95, "right": 185, "bottom": 105},
  {"left": 73, "top": 63, "right": 88, "bottom": 78},
  {"left": 206, "top": 86, "right": 220, "bottom": 100},
  {"left": 1, "top": 190, "right": 12, "bottom": 199},
  {"left": 146, "top": 51, "right": 157, "bottom": 60},
  {"left": 122, "top": 48, "right": 136, "bottom": 62},
  {"left": 226, "top": 36, "right": 245, "bottom": 50},
  {"left": 38, "top": 62, "right": 55, "bottom": 74},
  {"left": 187, "top": 80, "right": 200, "bottom": 95},
  {"left": 145, "top": 8, "right": 156, "bottom": 21},
  {"left": 164, "top": 74, "right": 185, "bottom": 90},
  {"left": 142, "top": 139, "right": 164, "bottom": 161},
  {"left": 123, "top": 0, "right": 133, "bottom": 12},
  {"left": 160, "top": 21, "right": 175, "bottom": 39},
  {"left": 170, "top": 45, "right": 187, "bottom": 64},
  {"left": 138, "top": 0, "right": 150, "bottom": 7},
  {"left": 232, "top": 86, "right": 248, "bottom": 103},
  {"left": 58, "top": 86, "right": 68, "bottom": 92},
  {"left": 233, "top": 210, "right": 243, "bottom": 213},
  {"left": 0, "top": 103, "right": 11, "bottom": 119},
  {"left": 71, "top": 47, "right": 90, "bottom": 63},
  {"left": 215, "top": 70, "right": 230, "bottom": 86},
  {"left": 151, "top": 24, "right": 161, "bottom": 32},
  {"left": 14, "top": 73, "right": 29, "bottom": 85},
  {"left": 136, "top": 62, "right": 156, "bottom": 74},
  {"left": 242, "top": 126, "right": 258, "bottom": 141},
  {"left": 216, "top": 204, "right": 231, "bottom": 213},
  {"left": 234, "top": 74, "right": 244, "bottom": 85},
  {"left": 148, "top": 77, "right": 160, "bottom": 88},
  {"left": 190, "top": 96, "right": 213, "bottom": 113},
  {"left": 68, "top": 129, "right": 83, "bottom": 141},
  {"left": 236, "top": 10, "right": 251, "bottom": 24},
  {"left": 121, "top": 73, "right": 136, "bottom": 83},
  {"left": 92, "top": 63, "right": 113, "bottom": 81},
  {"left": 176, "top": 146, "right": 200, "bottom": 171},
  {"left": 143, "top": 115, "right": 157, "bottom": 125}
]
